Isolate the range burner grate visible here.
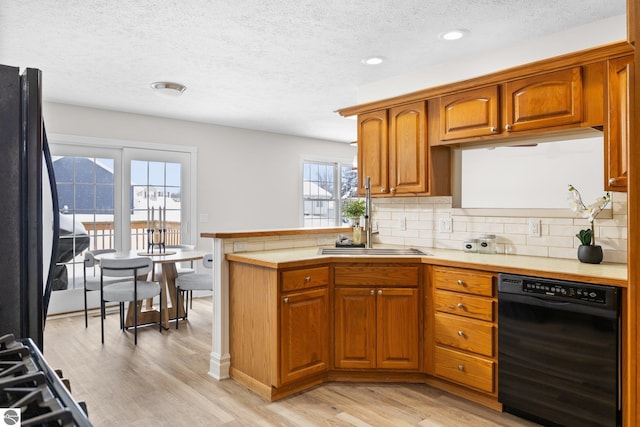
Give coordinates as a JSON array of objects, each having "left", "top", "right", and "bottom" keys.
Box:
[{"left": 0, "top": 334, "right": 91, "bottom": 426}]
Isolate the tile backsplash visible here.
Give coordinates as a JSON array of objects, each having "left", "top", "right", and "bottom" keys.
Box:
[{"left": 371, "top": 193, "right": 628, "bottom": 264}]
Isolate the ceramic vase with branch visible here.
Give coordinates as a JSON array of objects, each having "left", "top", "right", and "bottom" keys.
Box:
[{"left": 568, "top": 185, "right": 611, "bottom": 264}]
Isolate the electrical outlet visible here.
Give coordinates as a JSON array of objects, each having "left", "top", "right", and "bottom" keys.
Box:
[
  {"left": 528, "top": 219, "right": 541, "bottom": 237},
  {"left": 438, "top": 218, "right": 452, "bottom": 233},
  {"left": 399, "top": 216, "right": 407, "bottom": 230}
]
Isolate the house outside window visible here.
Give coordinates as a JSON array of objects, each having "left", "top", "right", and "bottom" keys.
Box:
[{"left": 303, "top": 160, "right": 358, "bottom": 227}]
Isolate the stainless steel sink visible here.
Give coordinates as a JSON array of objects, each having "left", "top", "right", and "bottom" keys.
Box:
[{"left": 318, "top": 247, "right": 431, "bottom": 256}]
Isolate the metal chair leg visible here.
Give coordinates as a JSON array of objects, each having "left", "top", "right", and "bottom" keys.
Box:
[{"left": 176, "top": 286, "right": 180, "bottom": 330}]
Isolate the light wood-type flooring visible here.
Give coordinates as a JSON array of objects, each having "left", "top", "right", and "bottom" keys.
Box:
[{"left": 43, "top": 297, "right": 539, "bottom": 426}]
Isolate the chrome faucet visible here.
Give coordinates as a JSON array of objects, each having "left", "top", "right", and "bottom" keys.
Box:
[{"left": 365, "top": 176, "right": 372, "bottom": 248}]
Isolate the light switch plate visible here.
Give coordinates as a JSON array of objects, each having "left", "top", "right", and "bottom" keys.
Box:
[{"left": 233, "top": 241, "right": 247, "bottom": 252}]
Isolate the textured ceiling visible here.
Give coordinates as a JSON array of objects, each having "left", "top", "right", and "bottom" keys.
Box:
[{"left": 0, "top": 1, "right": 626, "bottom": 143}]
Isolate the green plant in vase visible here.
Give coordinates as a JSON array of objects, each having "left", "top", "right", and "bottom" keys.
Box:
[
  {"left": 342, "top": 199, "right": 366, "bottom": 225},
  {"left": 568, "top": 185, "right": 611, "bottom": 264}
]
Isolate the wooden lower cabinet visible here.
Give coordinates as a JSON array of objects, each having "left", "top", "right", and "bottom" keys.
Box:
[
  {"left": 434, "top": 347, "right": 495, "bottom": 393},
  {"left": 280, "top": 287, "right": 329, "bottom": 384},
  {"left": 334, "top": 287, "right": 376, "bottom": 369},
  {"left": 228, "top": 262, "right": 330, "bottom": 400},
  {"left": 334, "top": 286, "right": 419, "bottom": 370},
  {"left": 230, "top": 259, "right": 499, "bottom": 406},
  {"left": 428, "top": 266, "right": 498, "bottom": 398}
]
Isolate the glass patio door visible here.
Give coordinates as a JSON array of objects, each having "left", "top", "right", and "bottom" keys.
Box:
[
  {"left": 46, "top": 143, "right": 193, "bottom": 315},
  {"left": 47, "top": 144, "right": 121, "bottom": 314}
]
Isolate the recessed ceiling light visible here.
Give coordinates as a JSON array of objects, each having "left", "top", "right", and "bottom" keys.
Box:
[
  {"left": 439, "top": 29, "right": 469, "bottom": 41},
  {"left": 361, "top": 56, "right": 384, "bottom": 65},
  {"left": 150, "top": 81, "right": 187, "bottom": 97}
]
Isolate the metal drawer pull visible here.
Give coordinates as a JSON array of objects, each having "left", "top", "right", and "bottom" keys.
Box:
[
  {"left": 457, "top": 330, "right": 465, "bottom": 337},
  {"left": 304, "top": 276, "right": 311, "bottom": 283},
  {"left": 609, "top": 178, "right": 617, "bottom": 185},
  {"left": 283, "top": 297, "right": 289, "bottom": 303},
  {"left": 370, "top": 289, "right": 375, "bottom": 295},
  {"left": 457, "top": 279, "right": 464, "bottom": 286},
  {"left": 457, "top": 303, "right": 464, "bottom": 309},
  {"left": 457, "top": 364, "right": 465, "bottom": 371},
  {"left": 378, "top": 289, "right": 382, "bottom": 295}
]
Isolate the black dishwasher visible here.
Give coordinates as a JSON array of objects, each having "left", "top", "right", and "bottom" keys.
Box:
[{"left": 498, "top": 273, "right": 620, "bottom": 427}]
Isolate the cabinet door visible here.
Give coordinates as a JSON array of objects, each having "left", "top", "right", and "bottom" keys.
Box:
[
  {"left": 334, "top": 288, "right": 376, "bottom": 369},
  {"left": 605, "top": 55, "right": 632, "bottom": 191},
  {"left": 504, "top": 67, "right": 583, "bottom": 133},
  {"left": 280, "top": 288, "right": 329, "bottom": 385},
  {"left": 376, "top": 288, "right": 419, "bottom": 370},
  {"left": 358, "top": 110, "right": 389, "bottom": 196},
  {"left": 440, "top": 86, "right": 500, "bottom": 140},
  {"left": 389, "top": 101, "right": 427, "bottom": 194}
]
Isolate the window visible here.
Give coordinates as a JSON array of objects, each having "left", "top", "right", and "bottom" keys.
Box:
[
  {"left": 303, "top": 160, "right": 358, "bottom": 227},
  {"left": 47, "top": 137, "right": 195, "bottom": 315},
  {"left": 131, "top": 160, "right": 183, "bottom": 250}
]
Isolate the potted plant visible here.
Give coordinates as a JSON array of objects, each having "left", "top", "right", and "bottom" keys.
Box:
[
  {"left": 342, "top": 199, "right": 366, "bottom": 226},
  {"left": 568, "top": 185, "right": 611, "bottom": 264}
]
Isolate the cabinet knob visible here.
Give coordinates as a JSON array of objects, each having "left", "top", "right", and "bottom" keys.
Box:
[
  {"left": 304, "top": 276, "right": 311, "bottom": 283},
  {"left": 390, "top": 187, "right": 396, "bottom": 193},
  {"left": 370, "top": 289, "right": 375, "bottom": 295},
  {"left": 505, "top": 124, "right": 512, "bottom": 131},
  {"left": 457, "top": 279, "right": 464, "bottom": 286},
  {"left": 609, "top": 178, "right": 617, "bottom": 185},
  {"left": 490, "top": 127, "right": 497, "bottom": 133},
  {"left": 457, "top": 364, "right": 465, "bottom": 372},
  {"left": 380, "top": 188, "right": 386, "bottom": 193},
  {"left": 457, "top": 330, "right": 465, "bottom": 337},
  {"left": 378, "top": 289, "right": 382, "bottom": 295},
  {"left": 283, "top": 297, "right": 289, "bottom": 303},
  {"left": 457, "top": 303, "right": 464, "bottom": 309}
]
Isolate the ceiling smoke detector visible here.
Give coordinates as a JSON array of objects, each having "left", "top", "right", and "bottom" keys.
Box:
[{"left": 150, "top": 81, "right": 187, "bottom": 97}]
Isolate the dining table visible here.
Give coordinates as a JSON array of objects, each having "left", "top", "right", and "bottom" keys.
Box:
[{"left": 97, "top": 248, "right": 207, "bottom": 329}]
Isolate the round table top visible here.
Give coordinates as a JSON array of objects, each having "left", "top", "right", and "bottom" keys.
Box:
[{"left": 98, "top": 249, "right": 208, "bottom": 264}]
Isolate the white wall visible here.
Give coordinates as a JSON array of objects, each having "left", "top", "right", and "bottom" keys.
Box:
[{"left": 42, "top": 103, "right": 355, "bottom": 249}]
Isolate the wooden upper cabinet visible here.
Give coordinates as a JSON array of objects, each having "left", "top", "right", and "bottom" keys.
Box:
[
  {"left": 388, "top": 101, "right": 427, "bottom": 194},
  {"left": 358, "top": 102, "right": 429, "bottom": 196},
  {"left": 504, "top": 67, "right": 583, "bottom": 133},
  {"left": 440, "top": 86, "right": 500, "bottom": 140},
  {"left": 357, "top": 110, "right": 388, "bottom": 196},
  {"left": 605, "top": 55, "right": 633, "bottom": 191},
  {"left": 628, "top": 0, "right": 636, "bottom": 46}
]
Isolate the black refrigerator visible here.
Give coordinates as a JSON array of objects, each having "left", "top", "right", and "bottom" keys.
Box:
[{"left": 0, "top": 64, "right": 59, "bottom": 350}]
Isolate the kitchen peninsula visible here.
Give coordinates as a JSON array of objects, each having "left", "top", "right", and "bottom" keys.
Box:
[{"left": 202, "top": 227, "right": 627, "bottom": 411}]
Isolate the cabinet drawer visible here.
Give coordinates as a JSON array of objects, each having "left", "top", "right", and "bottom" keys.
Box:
[
  {"left": 434, "top": 290, "right": 493, "bottom": 321},
  {"left": 433, "top": 267, "right": 493, "bottom": 296},
  {"left": 434, "top": 313, "right": 494, "bottom": 357},
  {"left": 281, "top": 266, "right": 329, "bottom": 292},
  {"left": 434, "top": 346, "right": 494, "bottom": 393},
  {"left": 334, "top": 265, "right": 419, "bottom": 287}
]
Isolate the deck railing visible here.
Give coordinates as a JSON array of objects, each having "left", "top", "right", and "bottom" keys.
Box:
[{"left": 82, "top": 220, "right": 183, "bottom": 251}]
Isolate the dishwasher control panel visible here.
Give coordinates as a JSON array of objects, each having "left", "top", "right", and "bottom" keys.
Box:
[
  {"left": 521, "top": 279, "right": 607, "bottom": 304},
  {"left": 499, "top": 274, "right": 616, "bottom": 307}
]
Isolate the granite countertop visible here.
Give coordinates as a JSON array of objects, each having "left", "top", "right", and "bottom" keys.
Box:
[{"left": 225, "top": 245, "right": 628, "bottom": 287}]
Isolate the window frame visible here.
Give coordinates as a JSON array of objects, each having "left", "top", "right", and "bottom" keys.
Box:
[{"left": 300, "top": 156, "right": 357, "bottom": 227}]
